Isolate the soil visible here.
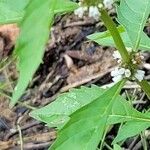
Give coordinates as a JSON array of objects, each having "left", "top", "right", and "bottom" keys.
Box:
[{"left": 0, "top": 9, "right": 150, "bottom": 150}]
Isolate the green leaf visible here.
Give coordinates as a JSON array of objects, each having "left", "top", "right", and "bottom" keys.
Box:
[
  {"left": 113, "top": 144, "right": 122, "bottom": 150},
  {"left": 108, "top": 97, "right": 150, "bottom": 143},
  {"left": 49, "top": 81, "right": 124, "bottom": 150},
  {"left": 0, "top": 0, "right": 78, "bottom": 25},
  {"left": 87, "top": 26, "right": 150, "bottom": 51},
  {"left": 30, "top": 85, "right": 105, "bottom": 129},
  {"left": 0, "top": 0, "right": 29, "bottom": 24},
  {"left": 113, "top": 113, "right": 150, "bottom": 143},
  {"left": 31, "top": 83, "right": 150, "bottom": 129},
  {"left": 11, "top": 0, "right": 78, "bottom": 107},
  {"left": 10, "top": 0, "right": 55, "bottom": 107},
  {"left": 108, "top": 97, "right": 150, "bottom": 125},
  {"left": 116, "top": 0, "right": 150, "bottom": 50},
  {"left": 31, "top": 82, "right": 150, "bottom": 148},
  {"left": 137, "top": 80, "right": 150, "bottom": 99},
  {"left": 54, "top": 0, "right": 78, "bottom": 14}
]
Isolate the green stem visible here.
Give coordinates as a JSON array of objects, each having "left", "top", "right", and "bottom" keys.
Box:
[
  {"left": 137, "top": 80, "right": 150, "bottom": 99},
  {"left": 100, "top": 9, "right": 130, "bottom": 64}
]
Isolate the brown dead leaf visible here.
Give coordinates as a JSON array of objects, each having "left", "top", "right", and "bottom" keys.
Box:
[
  {"left": 67, "top": 49, "right": 116, "bottom": 84},
  {"left": 0, "top": 131, "right": 56, "bottom": 150},
  {"left": 0, "top": 24, "right": 19, "bottom": 58},
  {"left": 0, "top": 24, "right": 19, "bottom": 44},
  {"left": 0, "top": 140, "right": 16, "bottom": 150},
  {"left": 66, "top": 49, "right": 102, "bottom": 63}
]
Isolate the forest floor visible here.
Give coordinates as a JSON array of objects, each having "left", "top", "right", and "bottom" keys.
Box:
[{"left": 0, "top": 9, "right": 150, "bottom": 150}]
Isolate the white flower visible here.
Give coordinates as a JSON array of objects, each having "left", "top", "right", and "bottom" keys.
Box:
[
  {"left": 111, "top": 67, "right": 124, "bottom": 83},
  {"left": 74, "top": 7, "right": 85, "bottom": 18},
  {"left": 135, "top": 70, "right": 145, "bottom": 82},
  {"left": 125, "top": 69, "right": 131, "bottom": 78},
  {"left": 111, "top": 67, "right": 125, "bottom": 76},
  {"left": 111, "top": 67, "right": 120, "bottom": 76},
  {"left": 118, "top": 68, "right": 125, "bottom": 75},
  {"left": 103, "top": 0, "right": 114, "bottom": 9},
  {"left": 111, "top": 67, "right": 132, "bottom": 83},
  {"left": 112, "top": 51, "right": 121, "bottom": 60},
  {"left": 112, "top": 75, "right": 122, "bottom": 82},
  {"left": 89, "top": 6, "right": 100, "bottom": 20}
]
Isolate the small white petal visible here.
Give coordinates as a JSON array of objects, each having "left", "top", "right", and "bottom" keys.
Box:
[
  {"left": 74, "top": 7, "right": 85, "bottom": 18},
  {"left": 103, "top": 0, "right": 113, "bottom": 9},
  {"left": 117, "top": 59, "right": 122, "bottom": 63},
  {"left": 112, "top": 75, "right": 123, "bottom": 83},
  {"left": 125, "top": 69, "right": 131, "bottom": 77},
  {"left": 135, "top": 70, "right": 145, "bottom": 81},
  {"left": 112, "top": 51, "right": 121, "bottom": 60},
  {"left": 89, "top": 6, "right": 100, "bottom": 20},
  {"left": 135, "top": 74, "right": 143, "bottom": 82},
  {"left": 137, "top": 70, "right": 145, "bottom": 75},
  {"left": 111, "top": 67, "right": 119, "bottom": 77},
  {"left": 118, "top": 68, "right": 125, "bottom": 75},
  {"left": 89, "top": 6, "right": 95, "bottom": 17}
]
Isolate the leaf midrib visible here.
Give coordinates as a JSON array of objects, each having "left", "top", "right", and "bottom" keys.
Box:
[
  {"left": 134, "top": 0, "right": 150, "bottom": 50},
  {"left": 109, "top": 114, "right": 150, "bottom": 122}
]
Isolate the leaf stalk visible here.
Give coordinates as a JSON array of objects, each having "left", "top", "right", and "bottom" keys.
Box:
[{"left": 100, "top": 8, "right": 130, "bottom": 64}]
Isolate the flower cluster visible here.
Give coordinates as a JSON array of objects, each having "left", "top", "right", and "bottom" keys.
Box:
[
  {"left": 74, "top": 0, "right": 114, "bottom": 20},
  {"left": 112, "top": 48, "right": 132, "bottom": 63},
  {"left": 135, "top": 70, "right": 145, "bottom": 82},
  {"left": 111, "top": 67, "right": 131, "bottom": 82},
  {"left": 111, "top": 49, "right": 145, "bottom": 83},
  {"left": 111, "top": 67, "right": 145, "bottom": 83},
  {"left": 74, "top": 4, "right": 101, "bottom": 20},
  {"left": 88, "top": 6, "right": 101, "bottom": 20},
  {"left": 74, "top": 6, "right": 88, "bottom": 18}
]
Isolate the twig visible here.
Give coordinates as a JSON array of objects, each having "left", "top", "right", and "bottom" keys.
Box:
[
  {"left": 21, "top": 142, "right": 51, "bottom": 150},
  {"left": 17, "top": 124, "right": 23, "bottom": 150},
  {"left": 64, "top": 20, "right": 99, "bottom": 28},
  {"left": 132, "top": 140, "right": 142, "bottom": 150},
  {"left": 140, "top": 132, "right": 148, "bottom": 150},
  {"left": 128, "top": 136, "right": 139, "bottom": 150},
  {"left": 6, "top": 121, "right": 41, "bottom": 140},
  {"left": 60, "top": 68, "right": 113, "bottom": 92},
  {"left": 16, "top": 116, "right": 26, "bottom": 150}
]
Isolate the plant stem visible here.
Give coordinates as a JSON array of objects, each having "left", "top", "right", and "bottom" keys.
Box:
[
  {"left": 17, "top": 124, "right": 24, "bottom": 150},
  {"left": 137, "top": 80, "right": 150, "bottom": 99},
  {"left": 100, "top": 8, "right": 130, "bottom": 64}
]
